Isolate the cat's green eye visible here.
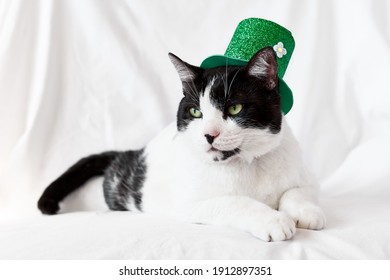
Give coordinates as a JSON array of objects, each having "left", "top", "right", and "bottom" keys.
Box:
[
  {"left": 228, "top": 104, "right": 243, "bottom": 116},
  {"left": 189, "top": 108, "right": 202, "bottom": 118}
]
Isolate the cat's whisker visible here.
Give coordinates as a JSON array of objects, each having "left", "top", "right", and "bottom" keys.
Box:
[
  {"left": 187, "top": 83, "right": 200, "bottom": 103},
  {"left": 224, "top": 62, "right": 228, "bottom": 99},
  {"left": 181, "top": 64, "right": 200, "bottom": 102},
  {"left": 227, "top": 69, "right": 241, "bottom": 99}
]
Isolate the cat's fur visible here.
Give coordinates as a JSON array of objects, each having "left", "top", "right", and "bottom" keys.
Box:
[{"left": 38, "top": 47, "right": 325, "bottom": 242}]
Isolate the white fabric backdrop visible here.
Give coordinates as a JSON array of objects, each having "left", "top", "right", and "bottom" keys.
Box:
[{"left": 0, "top": 0, "right": 389, "bottom": 259}]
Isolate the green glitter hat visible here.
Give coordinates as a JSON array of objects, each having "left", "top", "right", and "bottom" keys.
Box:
[{"left": 201, "top": 18, "right": 295, "bottom": 115}]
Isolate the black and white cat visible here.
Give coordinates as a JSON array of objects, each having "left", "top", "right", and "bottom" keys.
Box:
[{"left": 38, "top": 47, "right": 325, "bottom": 242}]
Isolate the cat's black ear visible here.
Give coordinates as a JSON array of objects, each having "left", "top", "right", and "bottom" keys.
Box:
[
  {"left": 245, "top": 47, "right": 278, "bottom": 90},
  {"left": 168, "top": 53, "right": 202, "bottom": 84}
]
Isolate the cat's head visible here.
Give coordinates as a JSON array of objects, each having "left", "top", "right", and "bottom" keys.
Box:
[{"left": 169, "top": 47, "right": 284, "bottom": 163}]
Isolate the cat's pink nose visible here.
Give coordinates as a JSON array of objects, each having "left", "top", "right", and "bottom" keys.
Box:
[{"left": 204, "top": 132, "right": 219, "bottom": 144}]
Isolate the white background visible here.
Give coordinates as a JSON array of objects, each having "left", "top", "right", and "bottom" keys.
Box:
[{"left": 0, "top": 0, "right": 389, "bottom": 259}]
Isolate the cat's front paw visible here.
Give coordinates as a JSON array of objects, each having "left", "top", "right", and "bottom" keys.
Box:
[
  {"left": 285, "top": 204, "right": 326, "bottom": 230},
  {"left": 251, "top": 211, "right": 296, "bottom": 242}
]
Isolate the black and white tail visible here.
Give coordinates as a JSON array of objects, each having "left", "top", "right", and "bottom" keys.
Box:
[{"left": 37, "top": 151, "right": 118, "bottom": 215}]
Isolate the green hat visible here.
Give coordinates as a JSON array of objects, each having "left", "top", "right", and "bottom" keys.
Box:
[{"left": 200, "top": 18, "right": 295, "bottom": 115}]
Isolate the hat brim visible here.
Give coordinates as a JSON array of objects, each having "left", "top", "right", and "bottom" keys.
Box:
[{"left": 200, "top": 55, "right": 293, "bottom": 115}]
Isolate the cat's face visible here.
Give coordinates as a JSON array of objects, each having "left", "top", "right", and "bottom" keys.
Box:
[{"left": 169, "top": 47, "right": 283, "bottom": 163}]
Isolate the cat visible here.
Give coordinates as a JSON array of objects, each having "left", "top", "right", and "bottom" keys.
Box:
[{"left": 38, "top": 47, "right": 325, "bottom": 242}]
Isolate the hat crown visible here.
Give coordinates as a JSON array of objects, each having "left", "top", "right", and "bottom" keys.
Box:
[{"left": 224, "top": 18, "right": 294, "bottom": 78}]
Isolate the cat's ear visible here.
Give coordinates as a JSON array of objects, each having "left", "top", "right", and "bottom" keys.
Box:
[
  {"left": 168, "top": 53, "right": 202, "bottom": 84},
  {"left": 245, "top": 47, "right": 278, "bottom": 90}
]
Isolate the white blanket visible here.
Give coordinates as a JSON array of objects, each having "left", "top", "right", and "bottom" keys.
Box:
[{"left": 1, "top": 0, "right": 389, "bottom": 259}]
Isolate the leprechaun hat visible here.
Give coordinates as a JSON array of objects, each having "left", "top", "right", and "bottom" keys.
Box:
[{"left": 201, "top": 18, "right": 295, "bottom": 115}]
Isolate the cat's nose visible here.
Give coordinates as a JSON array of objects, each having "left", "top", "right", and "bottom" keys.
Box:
[{"left": 205, "top": 133, "right": 219, "bottom": 144}]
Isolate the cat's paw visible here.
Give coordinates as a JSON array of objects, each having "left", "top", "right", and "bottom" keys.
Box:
[
  {"left": 285, "top": 204, "right": 326, "bottom": 230},
  {"left": 250, "top": 211, "right": 296, "bottom": 242}
]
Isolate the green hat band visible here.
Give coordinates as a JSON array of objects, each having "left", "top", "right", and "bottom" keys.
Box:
[{"left": 200, "top": 18, "right": 295, "bottom": 115}]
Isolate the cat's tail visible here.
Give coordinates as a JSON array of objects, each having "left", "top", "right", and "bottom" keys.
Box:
[{"left": 37, "top": 151, "right": 119, "bottom": 215}]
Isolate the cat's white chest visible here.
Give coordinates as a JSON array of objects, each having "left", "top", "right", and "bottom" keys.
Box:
[
  {"left": 141, "top": 121, "right": 300, "bottom": 216},
  {"left": 173, "top": 151, "right": 285, "bottom": 210}
]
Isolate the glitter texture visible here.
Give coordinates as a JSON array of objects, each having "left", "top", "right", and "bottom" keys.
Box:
[
  {"left": 224, "top": 18, "right": 294, "bottom": 78},
  {"left": 200, "top": 18, "right": 295, "bottom": 114}
]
